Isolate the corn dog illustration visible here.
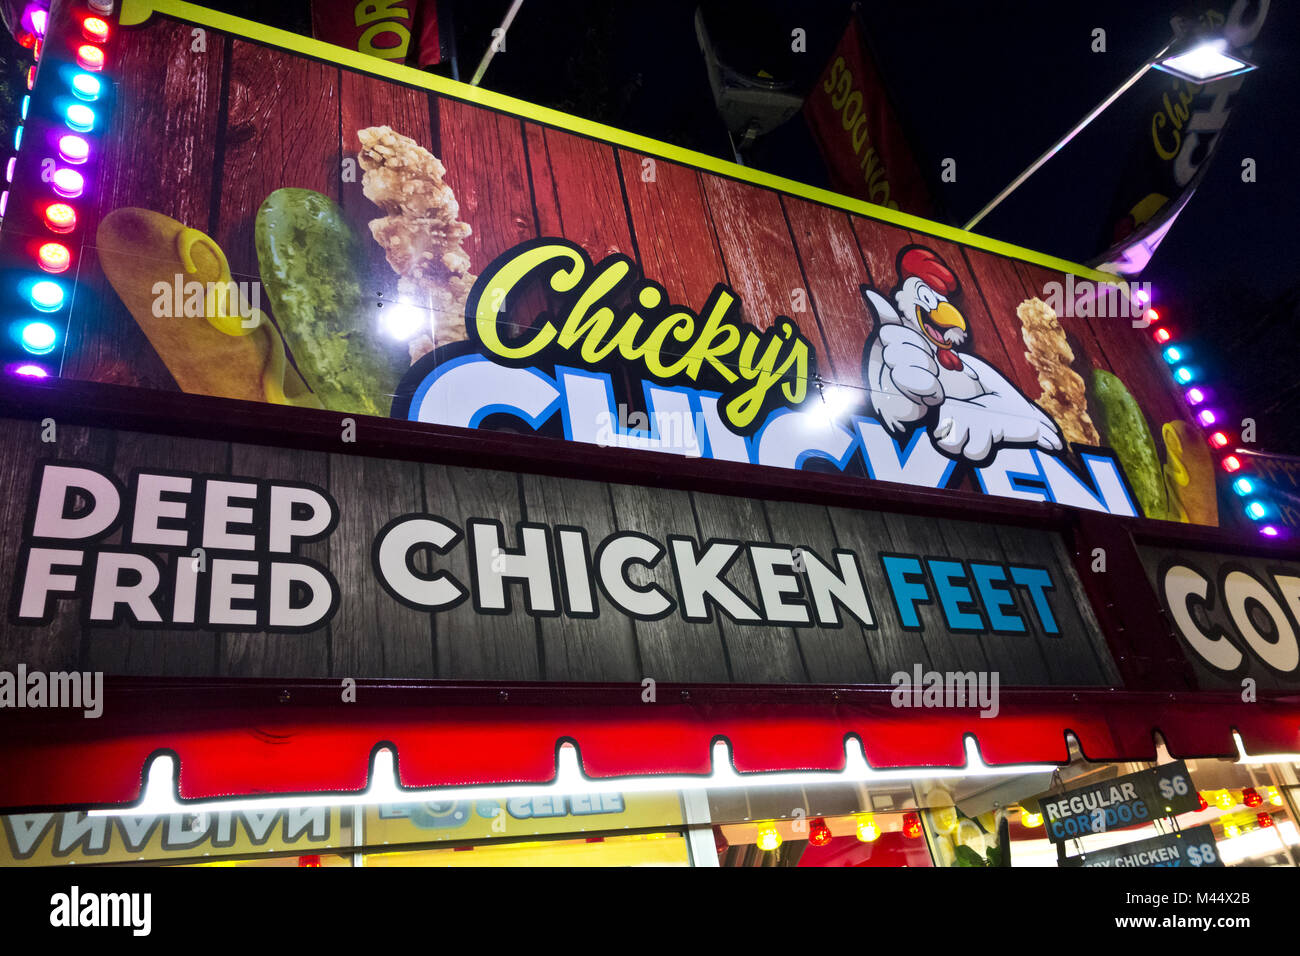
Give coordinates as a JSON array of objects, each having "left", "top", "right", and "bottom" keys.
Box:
[{"left": 97, "top": 208, "right": 320, "bottom": 408}]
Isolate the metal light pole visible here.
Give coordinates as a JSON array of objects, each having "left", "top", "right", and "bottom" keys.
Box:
[
  {"left": 962, "top": 34, "right": 1256, "bottom": 233},
  {"left": 470, "top": 0, "right": 527, "bottom": 87},
  {"left": 962, "top": 39, "right": 1174, "bottom": 232}
]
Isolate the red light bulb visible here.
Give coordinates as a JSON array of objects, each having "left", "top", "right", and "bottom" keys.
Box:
[
  {"left": 37, "top": 242, "right": 71, "bottom": 274},
  {"left": 76, "top": 44, "right": 104, "bottom": 71},
  {"left": 1222, "top": 455, "right": 1242, "bottom": 473},
  {"left": 44, "top": 203, "right": 76, "bottom": 233},
  {"left": 1209, "top": 432, "right": 1229, "bottom": 448},
  {"left": 83, "top": 18, "right": 111, "bottom": 42},
  {"left": 1154, "top": 328, "right": 1171, "bottom": 344},
  {"left": 902, "top": 812, "right": 922, "bottom": 839},
  {"left": 808, "top": 817, "right": 833, "bottom": 847}
]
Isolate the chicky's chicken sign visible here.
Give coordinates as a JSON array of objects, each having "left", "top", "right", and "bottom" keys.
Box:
[
  {"left": 397, "top": 239, "right": 1138, "bottom": 519},
  {"left": 11, "top": 1, "right": 1216, "bottom": 526}
]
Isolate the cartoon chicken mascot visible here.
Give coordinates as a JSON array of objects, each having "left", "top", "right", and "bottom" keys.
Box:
[{"left": 862, "top": 245, "right": 1063, "bottom": 463}]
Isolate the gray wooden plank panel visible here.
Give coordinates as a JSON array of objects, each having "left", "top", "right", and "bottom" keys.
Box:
[
  {"left": 605, "top": 482, "right": 730, "bottom": 682},
  {"left": 940, "top": 519, "right": 1051, "bottom": 685},
  {"left": 760, "top": 500, "right": 877, "bottom": 682},
  {"left": 329, "top": 451, "right": 430, "bottom": 678},
  {"left": 85, "top": 430, "right": 225, "bottom": 677},
  {"left": 824, "top": 505, "right": 932, "bottom": 677},
  {"left": 688, "top": 490, "right": 807, "bottom": 683},
  {"left": 420, "top": 465, "right": 540, "bottom": 680},
  {"left": 219, "top": 444, "right": 332, "bottom": 677},
  {"left": 0, "top": 421, "right": 110, "bottom": 671},
  {"left": 878, "top": 511, "right": 991, "bottom": 675},
  {"left": 1045, "top": 534, "right": 1121, "bottom": 685},
  {"left": 993, "top": 524, "right": 1111, "bottom": 685},
  {"left": 519, "top": 472, "right": 640, "bottom": 681}
]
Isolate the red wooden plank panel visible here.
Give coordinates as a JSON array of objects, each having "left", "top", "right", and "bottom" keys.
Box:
[
  {"left": 526, "top": 124, "right": 635, "bottom": 260},
  {"left": 437, "top": 101, "right": 536, "bottom": 289},
  {"left": 617, "top": 151, "right": 727, "bottom": 309},
  {"left": 700, "top": 177, "right": 820, "bottom": 342},
  {"left": 957, "top": 246, "right": 1054, "bottom": 400},
  {"left": 848, "top": 213, "right": 901, "bottom": 291},
  {"left": 338, "top": 68, "right": 435, "bottom": 306},
  {"left": 214, "top": 41, "right": 341, "bottom": 284},
  {"left": 68, "top": 17, "right": 228, "bottom": 389},
  {"left": 781, "top": 197, "right": 875, "bottom": 388}
]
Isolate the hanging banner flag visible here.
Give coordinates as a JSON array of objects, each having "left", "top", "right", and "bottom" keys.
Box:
[
  {"left": 311, "top": 0, "right": 447, "bottom": 68},
  {"left": 1091, "top": 0, "right": 1267, "bottom": 275},
  {"left": 802, "top": 13, "right": 936, "bottom": 216}
]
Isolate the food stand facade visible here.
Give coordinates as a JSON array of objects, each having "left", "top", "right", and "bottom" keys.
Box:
[{"left": 0, "top": 0, "right": 1297, "bottom": 867}]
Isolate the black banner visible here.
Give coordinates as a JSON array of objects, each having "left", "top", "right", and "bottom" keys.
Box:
[
  {"left": 1061, "top": 823, "right": 1224, "bottom": 867},
  {"left": 1040, "top": 761, "right": 1201, "bottom": 843},
  {"left": 1092, "top": 1, "right": 1268, "bottom": 273}
]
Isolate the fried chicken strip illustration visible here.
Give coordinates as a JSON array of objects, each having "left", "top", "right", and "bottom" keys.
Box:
[
  {"left": 1017, "top": 296, "right": 1099, "bottom": 446},
  {"left": 358, "top": 126, "right": 476, "bottom": 361}
]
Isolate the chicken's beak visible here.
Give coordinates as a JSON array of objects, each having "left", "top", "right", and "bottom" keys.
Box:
[
  {"left": 930, "top": 301, "right": 966, "bottom": 333},
  {"left": 915, "top": 300, "right": 967, "bottom": 349}
]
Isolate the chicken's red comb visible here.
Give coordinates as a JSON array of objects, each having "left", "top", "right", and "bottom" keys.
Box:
[{"left": 899, "top": 247, "right": 958, "bottom": 297}]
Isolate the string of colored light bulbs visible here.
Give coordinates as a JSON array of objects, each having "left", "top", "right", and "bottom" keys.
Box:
[
  {"left": 10, "top": 2, "right": 113, "bottom": 380},
  {"left": 1136, "top": 290, "right": 1280, "bottom": 538}
]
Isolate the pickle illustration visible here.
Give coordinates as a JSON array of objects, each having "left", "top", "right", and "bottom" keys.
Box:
[
  {"left": 255, "top": 188, "right": 398, "bottom": 416},
  {"left": 1090, "top": 369, "right": 1166, "bottom": 519}
]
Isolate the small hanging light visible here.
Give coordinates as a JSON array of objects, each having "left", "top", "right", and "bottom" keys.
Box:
[
  {"left": 755, "top": 823, "right": 781, "bottom": 852},
  {"left": 855, "top": 814, "right": 881, "bottom": 843}
]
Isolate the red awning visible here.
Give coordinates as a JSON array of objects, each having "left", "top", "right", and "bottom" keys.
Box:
[{"left": 2, "top": 679, "right": 1298, "bottom": 812}]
